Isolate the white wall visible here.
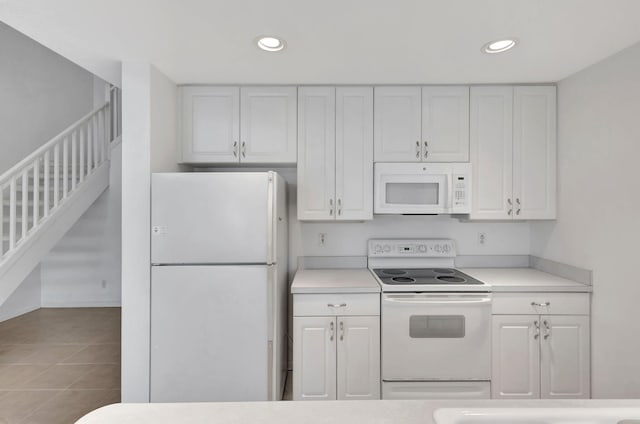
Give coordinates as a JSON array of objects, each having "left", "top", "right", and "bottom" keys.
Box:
[
  {"left": 39, "top": 143, "right": 122, "bottom": 307},
  {"left": 530, "top": 42, "right": 640, "bottom": 398},
  {"left": 0, "top": 22, "right": 95, "bottom": 173},
  {"left": 150, "top": 67, "right": 184, "bottom": 173},
  {"left": 0, "top": 266, "right": 41, "bottom": 322},
  {"left": 121, "top": 63, "right": 179, "bottom": 403}
]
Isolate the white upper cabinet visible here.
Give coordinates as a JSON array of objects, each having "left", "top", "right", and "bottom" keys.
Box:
[
  {"left": 470, "top": 86, "right": 514, "bottom": 219},
  {"left": 298, "top": 87, "right": 373, "bottom": 221},
  {"left": 470, "top": 85, "right": 556, "bottom": 220},
  {"left": 240, "top": 86, "right": 297, "bottom": 163},
  {"left": 374, "top": 86, "right": 469, "bottom": 163},
  {"left": 335, "top": 87, "right": 374, "bottom": 220},
  {"left": 513, "top": 86, "right": 557, "bottom": 220},
  {"left": 422, "top": 86, "right": 470, "bottom": 162},
  {"left": 374, "top": 86, "right": 422, "bottom": 162},
  {"left": 180, "top": 86, "right": 240, "bottom": 163},
  {"left": 297, "top": 87, "right": 336, "bottom": 221},
  {"left": 179, "top": 86, "right": 296, "bottom": 164}
]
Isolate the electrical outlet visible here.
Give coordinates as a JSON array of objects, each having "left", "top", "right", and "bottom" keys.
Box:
[
  {"left": 319, "top": 233, "right": 327, "bottom": 247},
  {"left": 478, "top": 232, "right": 487, "bottom": 245}
]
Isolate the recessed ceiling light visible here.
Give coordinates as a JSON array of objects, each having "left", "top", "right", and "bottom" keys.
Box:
[
  {"left": 482, "top": 38, "right": 518, "bottom": 54},
  {"left": 256, "top": 36, "right": 286, "bottom": 52}
]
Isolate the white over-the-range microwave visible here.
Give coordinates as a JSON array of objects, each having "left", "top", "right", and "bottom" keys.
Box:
[{"left": 374, "top": 162, "right": 472, "bottom": 214}]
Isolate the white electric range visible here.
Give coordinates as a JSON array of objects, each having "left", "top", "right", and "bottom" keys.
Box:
[{"left": 368, "top": 239, "right": 493, "bottom": 400}]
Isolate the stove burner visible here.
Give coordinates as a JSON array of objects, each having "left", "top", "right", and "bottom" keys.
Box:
[
  {"left": 436, "top": 275, "right": 466, "bottom": 283},
  {"left": 382, "top": 269, "right": 407, "bottom": 276},
  {"left": 391, "top": 277, "right": 416, "bottom": 283},
  {"left": 432, "top": 268, "right": 455, "bottom": 274}
]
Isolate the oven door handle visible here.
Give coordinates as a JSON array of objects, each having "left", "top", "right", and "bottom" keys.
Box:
[{"left": 383, "top": 295, "right": 492, "bottom": 305}]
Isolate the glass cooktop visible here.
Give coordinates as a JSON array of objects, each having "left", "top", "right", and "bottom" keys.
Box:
[{"left": 372, "top": 268, "right": 485, "bottom": 285}]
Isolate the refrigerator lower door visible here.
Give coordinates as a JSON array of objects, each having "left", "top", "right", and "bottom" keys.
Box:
[{"left": 150, "top": 265, "right": 270, "bottom": 402}]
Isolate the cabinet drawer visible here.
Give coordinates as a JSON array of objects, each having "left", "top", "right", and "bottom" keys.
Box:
[
  {"left": 294, "top": 293, "right": 380, "bottom": 317},
  {"left": 492, "top": 293, "right": 590, "bottom": 315}
]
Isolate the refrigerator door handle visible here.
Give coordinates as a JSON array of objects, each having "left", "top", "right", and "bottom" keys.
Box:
[{"left": 266, "top": 172, "right": 276, "bottom": 265}]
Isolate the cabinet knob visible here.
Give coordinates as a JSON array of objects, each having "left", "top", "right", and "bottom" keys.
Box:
[
  {"left": 516, "top": 198, "right": 521, "bottom": 216},
  {"left": 339, "top": 321, "right": 344, "bottom": 341},
  {"left": 233, "top": 141, "right": 238, "bottom": 157},
  {"left": 534, "top": 320, "right": 540, "bottom": 340},
  {"left": 423, "top": 141, "right": 429, "bottom": 160},
  {"left": 329, "top": 321, "right": 334, "bottom": 341},
  {"left": 415, "top": 141, "right": 420, "bottom": 159},
  {"left": 241, "top": 141, "right": 246, "bottom": 158}
]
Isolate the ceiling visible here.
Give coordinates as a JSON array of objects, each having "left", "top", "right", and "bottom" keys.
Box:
[{"left": 1, "top": 0, "right": 640, "bottom": 86}]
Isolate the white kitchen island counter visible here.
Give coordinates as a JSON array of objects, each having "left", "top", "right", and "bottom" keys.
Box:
[
  {"left": 77, "top": 399, "right": 640, "bottom": 424},
  {"left": 291, "top": 268, "right": 380, "bottom": 293},
  {"left": 461, "top": 267, "right": 592, "bottom": 292}
]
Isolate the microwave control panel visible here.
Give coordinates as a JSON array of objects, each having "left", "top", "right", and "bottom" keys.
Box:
[{"left": 453, "top": 174, "right": 468, "bottom": 208}]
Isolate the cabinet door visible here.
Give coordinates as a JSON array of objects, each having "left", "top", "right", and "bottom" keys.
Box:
[
  {"left": 297, "top": 87, "right": 336, "bottom": 220},
  {"left": 374, "top": 86, "right": 422, "bottom": 162},
  {"left": 180, "top": 86, "right": 239, "bottom": 163},
  {"left": 293, "top": 316, "right": 337, "bottom": 401},
  {"left": 540, "top": 315, "right": 590, "bottom": 399},
  {"left": 240, "top": 86, "right": 297, "bottom": 164},
  {"left": 335, "top": 87, "right": 374, "bottom": 221},
  {"left": 470, "top": 86, "right": 514, "bottom": 220},
  {"left": 492, "top": 315, "right": 540, "bottom": 399},
  {"left": 337, "top": 316, "right": 380, "bottom": 400},
  {"left": 422, "top": 86, "right": 470, "bottom": 162},
  {"left": 513, "top": 86, "right": 557, "bottom": 219}
]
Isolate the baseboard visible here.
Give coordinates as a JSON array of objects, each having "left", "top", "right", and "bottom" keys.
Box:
[
  {"left": 41, "top": 300, "right": 121, "bottom": 308},
  {"left": 0, "top": 304, "right": 40, "bottom": 322}
]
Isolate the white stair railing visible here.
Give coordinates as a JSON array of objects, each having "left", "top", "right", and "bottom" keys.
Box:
[{"left": 0, "top": 102, "right": 112, "bottom": 263}]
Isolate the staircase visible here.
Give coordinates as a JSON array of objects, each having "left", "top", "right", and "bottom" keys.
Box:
[{"left": 0, "top": 90, "right": 120, "bottom": 307}]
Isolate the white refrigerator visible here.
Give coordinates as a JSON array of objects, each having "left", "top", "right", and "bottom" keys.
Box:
[{"left": 150, "top": 171, "right": 288, "bottom": 402}]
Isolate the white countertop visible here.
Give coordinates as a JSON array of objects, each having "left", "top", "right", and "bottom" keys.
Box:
[
  {"left": 461, "top": 268, "right": 592, "bottom": 292},
  {"left": 77, "top": 399, "right": 640, "bottom": 424},
  {"left": 291, "top": 269, "right": 381, "bottom": 294}
]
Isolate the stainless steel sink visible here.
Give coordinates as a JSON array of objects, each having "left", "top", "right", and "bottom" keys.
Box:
[{"left": 433, "top": 408, "right": 640, "bottom": 424}]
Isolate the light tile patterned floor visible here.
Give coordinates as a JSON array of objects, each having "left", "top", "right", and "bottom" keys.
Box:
[{"left": 0, "top": 308, "right": 121, "bottom": 424}]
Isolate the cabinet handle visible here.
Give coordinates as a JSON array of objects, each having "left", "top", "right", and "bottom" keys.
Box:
[
  {"left": 531, "top": 301, "right": 551, "bottom": 307},
  {"left": 415, "top": 141, "right": 420, "bottom": 159},
  {"left": 516, "top": 198, "right": 521, "bottom": 216},
  {"left": 241, "top": 141, "right": 246, "bottom": 158},
  {"left": 543, "top": 320, "right": 551, "bottom": 340},
  {"left": 233, "top": 141, "right": 238, "bottom": 157},
  {"left": 534, "top": 320, "right": 540, "bottom": 340},
  {"left": 507, "top": 198, "right": 513, "bottom": 216},
  {"left": 329, "top": 321, "right": 334, "bottom": 341},
  {"left": 329, "top": 198, "right": 334, "bottom": 216},
  {"left": 337, "top": 198, "right": 342, "bottom": 216},
  {"left": 327, "top": 303, "right": 347, "bottom": 308},
  {"left": 339, "top": 321, "right": 344, "bottom": 341},
  {"left": 423, "top": 141, "right": 429, "bottom": 160}
]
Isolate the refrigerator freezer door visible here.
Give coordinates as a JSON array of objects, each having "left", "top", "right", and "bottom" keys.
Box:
[
  {"left": 150, "top": 265, "right": 270, "bottom": 402},
  {"left": 152, "top": 173, "right": 271, "bottom": 264}
]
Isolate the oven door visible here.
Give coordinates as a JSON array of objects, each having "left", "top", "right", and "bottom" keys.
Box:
[
  {"left": 381, "top": 293, "right": 491, "bottom": 381},
  {"left": 374, "top": 165, "right": 449, "bottom": 214}
]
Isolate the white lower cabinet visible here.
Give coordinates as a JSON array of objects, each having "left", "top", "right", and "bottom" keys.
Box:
[
  {"left": 293, "top": 294, "right": 380, "bottom": 401},
  {"left": 492, "top": 299, "right": 590, "bottom": 399}
]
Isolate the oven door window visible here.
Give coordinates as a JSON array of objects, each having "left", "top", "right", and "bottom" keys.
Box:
[
  {"left": 409, "top": 315, "right": 465, "bottom": 338},
  {"left": 385, "top": 182, "right": 440, "bottom": 206}
]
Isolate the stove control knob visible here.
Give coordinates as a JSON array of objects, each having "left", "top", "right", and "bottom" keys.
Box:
[
  {"left": 374, "top": 244, "right": 383, "bottom": 253},
  {"left": 418, "top": 244, "right": 427, "bottom": 253},
  {"left": 443, "top": 244, "right": 451, "bottom": 253},
  {"left": 434, "top": 244, "right": 442, "bottom": 253},
  {"left": 383, "top": 244, "right": 391, "bottom": 253}
]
